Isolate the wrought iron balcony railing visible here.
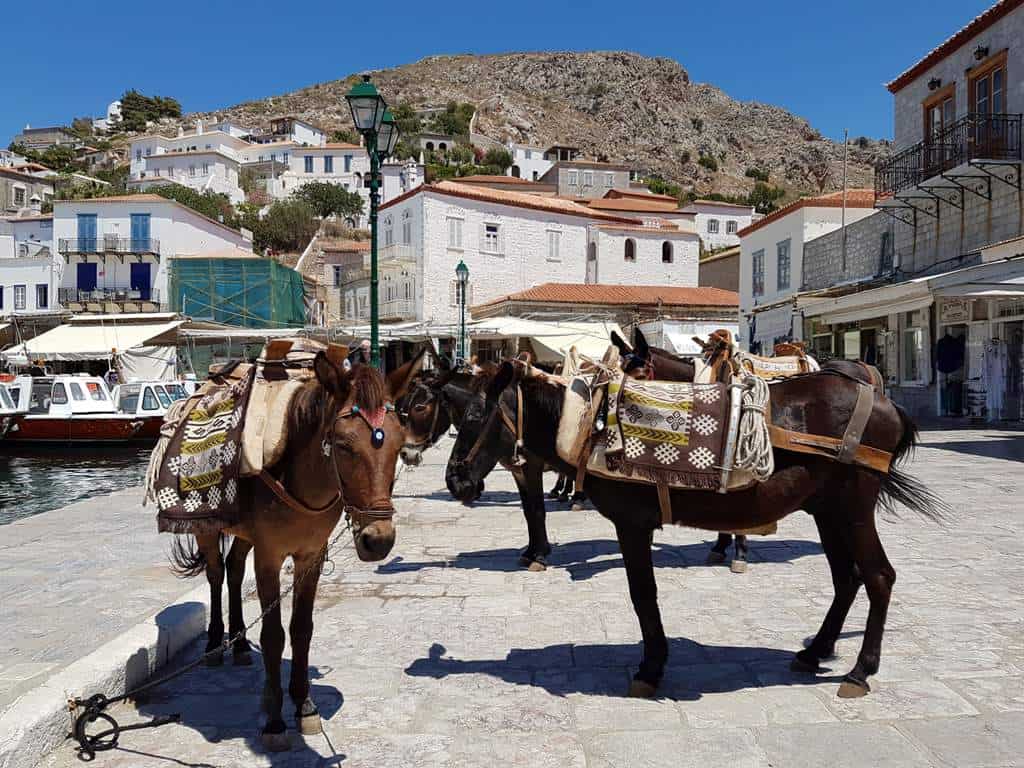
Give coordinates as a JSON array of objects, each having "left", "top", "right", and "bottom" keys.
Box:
[
  {"left": 59, "top": 287, "right": 161, "bottom": 305},
  {"left": 58, "top": 237, "right": 161, "bottom": 256},
  {"left": 876, "top": 113, "right": 1022, "bottom": 199}
]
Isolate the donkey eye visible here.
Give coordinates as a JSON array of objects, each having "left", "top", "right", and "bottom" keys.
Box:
[{"left": 413, "top": 404, "right": 428, "bottom": 412}]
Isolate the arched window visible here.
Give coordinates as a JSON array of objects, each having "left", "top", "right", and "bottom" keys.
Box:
[
  {"left": 425, "top": 141, "right": 434, "bottom": 151},
  {"left": 624, "top": 238, "right": 636, "bottom": 262},
  {"left": 438, "top": 142, "right": 447, "bottom": 151},
  {"left": 511, "top": 165, "right": 521, "bottom": 178},
  {"left": 662, "top": 241, "right": 673, "bottom": 263}
]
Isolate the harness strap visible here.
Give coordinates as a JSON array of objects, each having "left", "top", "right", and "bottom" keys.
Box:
[
  {"left": 259, "top": 468, "right": 342, "bottom": 516},
  {"left": 767, "top": 425, "right": 893, "bottom": 473},
  {"left": 837, "top": 383, "right": 874, "bottom": 465}
]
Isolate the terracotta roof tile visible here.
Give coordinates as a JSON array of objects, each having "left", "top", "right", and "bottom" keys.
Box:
[
  {"left": 685, "top": 199, "right": 755, "bottom": 211},
  {"left": 473, "top": 283, "right": 739, "bottom": 310},
  {"left": 737, "top": 189, "right": 875, "bottom": 237},
  {"left": 587, "top": 197, "right": 682, "bottom": 213},
  {"left": 605, "top": 189, "right": 678, "bottom": 203},
  {"left": 452, "top": 174, "right": 541, "bottom": 184}
]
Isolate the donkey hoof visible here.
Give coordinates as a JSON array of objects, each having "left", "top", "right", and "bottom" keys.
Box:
[
  {"left": 730, "top": 559, "right": 748, "bottom": 574},
  {"left": 837, "top": 676, "right": 871, "bottom": 698},
  {"left": 297, "top": 712, "right": 322, "bottom": 736},
  {"left": 261, "top": 730, "right": 291, "bottom": 752},
  {"left": 527, "top": 559, "right": 547, "bottom": 572},
  {"left": 204, "top": 648, "right": 224, "bottom": 667},
  {"left": 571, "top": 502, "right": 584, "bottom": 511},
  {"left": 518, "top": 554, "right": 533, "bottom": 567},
  {"left": 628, "top": 679, "right": 658, "bottom": 698},
  {"left": 706, "top": 550, "right": 726, "bottom": 565},
  {"left": 790, "top": 653, "right": 820, "bottom": 674}
]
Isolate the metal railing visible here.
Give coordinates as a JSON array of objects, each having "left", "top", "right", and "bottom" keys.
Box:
[
  {"left": 379, "top": 298, "right": 416, "bottom": 320},
  {"left": 876, "top": 113, "right": 1022, "bottom": 198},
  {"left": 58, "top": 238, "right": 161, "bottom": 256},
  {"left": 59, "top": 287, "right": 161, "bottom": 305}
]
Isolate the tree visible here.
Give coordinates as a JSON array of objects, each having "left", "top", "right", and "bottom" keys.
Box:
[
  {"left": 330, "top": 128, "right": 359, "bottom": 144},
  {"left": 145, "top": 185, "right": 237, "bottom": 227},
  {"left": 119, "top": 90, "right": 182, "bottom": 132},
  {"left": 247, "top": 200, "right": 318, "bottom": 253},
  {"left": 293, "top": 182, "right": 364, "bottom": 219},
  {"left": 747, "top": 182, "right": 786, "bottom": 214},
  {"left": 391, "top": 104, "right": 422, "bottom": 137},
  {"left": 431, "top": 102, "right": 475, "bottom": 136},
  {"left": 482, "top": 147, "right": 512, "bottom": 172},
  {"left": 70, "top": 117, "right": 94, "bottom": 139}
]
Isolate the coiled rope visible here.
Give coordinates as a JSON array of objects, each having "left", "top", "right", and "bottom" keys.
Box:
[{"left": 734, "top": 373, "right": 774, "bottom": 481}]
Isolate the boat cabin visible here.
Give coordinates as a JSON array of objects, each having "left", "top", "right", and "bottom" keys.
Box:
[
  {"left": 8, "top": 375, "right": 117, "bottom": 416},
  {"left": 113, "top": 381, "right": 188, "bottom": 417}
]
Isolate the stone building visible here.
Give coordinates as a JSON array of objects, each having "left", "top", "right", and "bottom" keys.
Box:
[
  {"left": 699, "top": 245, "right": 740, "bottom": 293},
  {"left": 539, "top": 160, "right": 632, "bottom": 199},
  {"left": 0, "top": 168, "right": 53, "bottom": 216}
]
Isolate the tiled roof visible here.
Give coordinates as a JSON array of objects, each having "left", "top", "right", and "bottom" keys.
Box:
[
  {"left": 685, "top": 199, "right": 755, "bottom": 211},
  {"left": 54, "top": 194, "right": 244, "bottom": 239},
  {"left": 587, "top": 197, "right": 682, "bottom": 213},
  {"left": 452, "top": 175, "right": 540, "bottom": 184},
  {"left": 473, "top": 283, "right": 739, "bottom": 310},
  {"left": 605, "top": 189, "right": 679, "bottom": 203},
  {"left": 381, "top": 181, "right": 639, "bottom": 224},
  {"left": 2, "top": 214, "right": 53, "bottom": 222},
  {"left": 319, "top": 239, "right": 370, "bottom": 252},
  {"left": 737, "top": 189, "right": 876, "bottom": 237},
  {"left": 597, "top": 218, "right": 688, "bottom": 233},
  {"left": 887, "top": 0, "right": 1023, "bottom": 93},
  {"left": 298, "top": 143, "right": 362, "bottom": 151}
]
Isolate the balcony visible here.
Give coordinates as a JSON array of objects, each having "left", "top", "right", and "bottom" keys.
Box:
[
  {"left": 58, "top": 237, "right": 161, "bottom": 261},
  {"left": 58, "top": 288, "right": 162, "bottom": 313},
  {"left": 380, "top": 298, "right": 416, "bottom": 321},
  {"left": 875, "top": 113, "right": 1022, "bottom": 201}
]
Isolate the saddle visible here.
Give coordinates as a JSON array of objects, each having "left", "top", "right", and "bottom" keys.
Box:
[{"left": 695, "top": 329, "right": 819, "bottom": 384}]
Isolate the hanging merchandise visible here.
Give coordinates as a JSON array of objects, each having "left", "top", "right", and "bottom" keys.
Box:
[
  {"left": 983, "top": 339, "right": 1007, "bottom": 420},
  {"left": 935, "top": 331, "right": 965, "bottom": 374}
]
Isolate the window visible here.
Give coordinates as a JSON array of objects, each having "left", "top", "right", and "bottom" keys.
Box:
[
  {"left": 51, "top": 383, "right": 68, "bottom": 405},
  {"left": 751, "top": 249, "right": 764, "bottom": 297},
  {"left": 202, "top": 163, "right": 209, "bottom": 175},
  {"left": 13, "top": 187, "right": 26, "bottom": 207},
  {"left": 604, "top": 172, "right": 614, "bottom": 187},
  {"left": 547, "top": 230, "right": 561, "bottom": 262},
  {"left": 662, "top": 241, "right": 673, "bottom": 264},
  {"left": 902, "top": 327, "right": 924, "bottom": 382},
  {"left": 135, "top": 149, "right": 142, "bottom": 161},
  {"left": 35, "top": 284, "right": 47, "bottom": 309},
  {"left": 726, "top": 220, "right": 738, "bottom": 234},
  {"left": 69, "top": 382, "right": 85, "bottom": 401},
  {"left": 0, "top": 286, "right": 4, "bottom": 309},
  {"left": 447, "top": 217, "right": 463, "bottom": 249},
  {"left": 482, "top": 223, "right": 500, "bottom": 253},
  {"left": 13, "top": 285, "right": 26, "bottom": 310},
  {"left": 154, "top": 386, "right": 172, "bottom": 408},
  {"left": 525, "top": 149, "right": 532, "bottom": 159},
  {"left": 384, "top": 214, "right": 394, "bottom": 247},
  {"left": 624, "top": 238, "right": 636, "bottom": 262},
  {"left": 449, "top": 279, "right": 473, "bottom": 307},
  {"left": 924, "top": 86, "right": 956, "bottom": 141},
  {"left": 142, "top": 387, "right": 160, "bottom": 411},
  {"left": 776, "top": 239, "right": 791, "bottom": 291},
  {"left": 304, "top": 155, "right": 314, "bottom": 173},
  {"left": 324, "top": 155, "right": 333, "bottom": 173},
  {"left": 583, "top": 171, "right": 594, "bottom": 186},
  {"left": 85, "top": 381, "right": 107, "bottom": 401},
  {"left": 401, "top": 210, "right": 412, "bottom": 245},
  {"left": 567, "top": 170, "right": 579, "bottom": 186},
  {"left": 971, "top": 51, "right": 1007, "bottom": 115},
  {"left": 189, "top": 165, "right": 196, "bottom": 177},
  {"left": 344, "top": 155, "right": 352, "bottom": 172},
  {"left": 333, "top": 266, "right": 343, "bottom": 288},
  {"left": 145, "top": 147, "right": 152, "bottom": 156},
  {"left": 707, "top": 219, "right": 720, "bottom": 234}
]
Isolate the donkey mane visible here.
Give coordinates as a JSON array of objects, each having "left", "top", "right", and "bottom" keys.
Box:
[{"left": 290, "top": 363, "right": 388, "bottom": 437}]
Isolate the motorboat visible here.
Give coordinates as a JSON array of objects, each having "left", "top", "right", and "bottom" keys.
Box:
[{"left": 0, "top": 383, "right": 26, "bottom": 439}]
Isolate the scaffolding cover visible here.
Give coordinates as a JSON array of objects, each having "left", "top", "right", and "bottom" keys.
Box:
[{"left": 169, "top": 258, "right": 306, "bottom": 329}]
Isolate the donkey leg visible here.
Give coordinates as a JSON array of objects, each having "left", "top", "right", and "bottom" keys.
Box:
[
  {"left": 288, "top": 548, "right": 325, "bottom": 736},
  {"left": 793, "top": 509, "right": 860, "bottom": 673},
  {"left": 196, "top": 532, "right": 225, "bottom": 665},
  {"left": 706, "top": 533, "right": 731, "bottom": 564},
  {"left": 522, "top": 457, "right": 551, "bottom": 572},
  {"left": 254, "top": 547, "right": 290, "bottom": 751},
  {"left": 226, "top": 537, "right": 254, "bottom": 665},
  {"left": 615, "top": 522, "right": 667, "bottom": 697},
  {"left": 839, "top": 472, "right": 894, "bottom": 698},
  {"left": 548, "top": 473, "right": 565, "bottom": 499},
  {"left": 730, "top": 534, "right": 749, "bottom": 574}
]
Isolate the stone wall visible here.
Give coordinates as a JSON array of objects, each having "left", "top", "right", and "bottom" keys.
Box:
[
  {"left": 802, "top": 211, "right": 895, "bottom": 291},
  {"left": 698, "top": 251, "right": 738, "bottom": 292}
]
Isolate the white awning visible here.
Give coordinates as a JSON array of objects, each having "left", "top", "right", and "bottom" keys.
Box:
[
  {"left": 468, "top": 317, "right": 624, "bottom": 363},
  {"left": 2, "top": 319, "right": 184, "bottom": 363},
  {"left": 637, "top": 320, "right": 739, "bottom": 356},
  {"left": 818, "top": 295, "right": 933, "bottom": 326},
  {"left": 751, "top": 305, "right": 794, "bottom": 344}
]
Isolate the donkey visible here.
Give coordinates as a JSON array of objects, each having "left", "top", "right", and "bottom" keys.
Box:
[
  {"left": 171, "top": 354, "right": 419, "bottom": 751},
  {"left": 446, "top": 359, "right": 942, "bottom": 699}
]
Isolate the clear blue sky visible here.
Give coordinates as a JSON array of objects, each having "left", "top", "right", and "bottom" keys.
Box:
[{"left": 1, "top": 0, "right": 994, "bottom": 148}]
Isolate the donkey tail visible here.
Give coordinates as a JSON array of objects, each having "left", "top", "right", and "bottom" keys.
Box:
[
  {"left": 169, "top": 534, "right": 211, "bottom": 578},
  {"left": 878, "top": 403, "right": 949, "bottom": 521}
]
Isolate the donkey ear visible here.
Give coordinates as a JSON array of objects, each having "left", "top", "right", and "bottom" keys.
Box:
[
  {"left": 387, "top": 347, "right": 427, "bottom": 401},
  {"left": 633, "top": 327, "right": 650, "bottom": 358},
  {"left": 610, "top": 331, "right": 632, "bottom": 355},
  {"left": 314, "top": 351, "right": 346, "bottom": 397},
  {"left": 487, "top": 361, "right": 517, "bottom": 401}
]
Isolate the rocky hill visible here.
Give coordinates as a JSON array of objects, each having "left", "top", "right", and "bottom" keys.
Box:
[{"left": 179, "top": 51, "right": 890, "bottom": 198}]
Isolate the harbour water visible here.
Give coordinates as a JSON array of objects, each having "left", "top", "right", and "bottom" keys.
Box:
[{"left": 0, "top": 447, "right": 150, "bottom": 524}]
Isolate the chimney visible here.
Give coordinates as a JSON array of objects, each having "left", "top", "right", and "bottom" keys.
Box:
[{"left": 196, "top": 119, "right": 203, "bottom": 135}]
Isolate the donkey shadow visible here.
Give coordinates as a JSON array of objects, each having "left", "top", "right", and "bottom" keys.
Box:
[
  {"left": 378, "top": 538, "right": 823, "bottom": 580},
  {"left": 405, "top": 639, "right": 846, "bottom": 701},
  {"left": 119, "top": 644, "right": 346, "bottom": 765}
]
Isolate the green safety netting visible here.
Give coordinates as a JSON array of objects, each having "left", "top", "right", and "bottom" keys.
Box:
[{"left": 168, "top": 258, "right": 306, "bottom": 329}]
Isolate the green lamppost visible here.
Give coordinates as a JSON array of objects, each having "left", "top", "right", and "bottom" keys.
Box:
[
  {"left": 455, "top": 260, "right": 469, "bottom": 364},
  {"left": 345, "top": 75, "right": 400, "bottom": 368}
]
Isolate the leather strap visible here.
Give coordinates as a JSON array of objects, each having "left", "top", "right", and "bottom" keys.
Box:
[
  {"left": 767, "top": 425, "right": 892, "bottom": 473},
  {"left": 260, "top": 468, "right": 342, "bottom": 516},
  {"left": 837, "top": 383, "right": 874, "bottom": 465},
  {"left": 657, "top": 481, "right": 672, "bottom": 526}
]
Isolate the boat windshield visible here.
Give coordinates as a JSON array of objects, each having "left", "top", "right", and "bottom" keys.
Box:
[
  {"left": 164, "top": 383, "right": 187, "bottom": 401},
  {"left": 118, "top": 384, "right": 141, "bottom": 414},
  {"left": 0, "top": 386, "right": 14, "bottom": 410},
  {"left": 84, "top": 381, "right": 108, "bottom": 401},
  {"left": 29, "top": 380, "right": 53, "bottom": 414},
  {"left": 153, "top": 386, "right": 173, "bottom": 408}
]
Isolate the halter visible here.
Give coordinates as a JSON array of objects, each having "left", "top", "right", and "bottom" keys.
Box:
[
  {"left": 259, "top": 401, "right": 398, "bottom": 527},
  {"left": 398, "top": 379, "right": 445, "bottom": 451},
  {"left": 456, "top": 384, "right": 525, "bottom": 468}
]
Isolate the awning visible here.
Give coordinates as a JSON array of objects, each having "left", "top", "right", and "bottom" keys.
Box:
[
  {"left": 751, "top": 305, "right": 794, "bottom": 344},
  {"left": 468, "top": 317, "right": 624, "bottom": 363},
  {"left": 636, "top": 320, "right": 739, "bottom": 356},
  {"left": 2, "top": 318, "right": 184, "bottom": 364},
  {"left": 817, "top": 295, "right": 932, "bottom": 326}
]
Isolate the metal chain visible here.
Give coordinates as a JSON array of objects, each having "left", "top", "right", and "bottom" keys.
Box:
[{"left": 70, "top": 518, "right": 354, "bottom": 761}]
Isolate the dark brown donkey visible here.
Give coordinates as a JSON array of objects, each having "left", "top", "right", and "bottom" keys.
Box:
[
  {"left": 447, "top": 360, "right": 943, "bottom": 700},
  {"left": 171, "top": 353, "right": 419, "bottom": 751}
]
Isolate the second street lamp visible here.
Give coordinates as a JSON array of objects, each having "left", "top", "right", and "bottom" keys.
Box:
[
  {"left": 455, "top": 260, "right": 469, "bottom": 365},
  {"left": 345, "top": 76, "right": 400, "bottom": 369}
]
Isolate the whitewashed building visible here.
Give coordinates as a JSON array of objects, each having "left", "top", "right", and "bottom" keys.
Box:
[
  {"left": 681, "top": 199, "right": 758, "bottom": 251},
  {"left": 53, "top": 195, "right": 253, "bottom": 313},
  {"left": 738, "top": 190, "right": 876, "bottom": 351},
  {"left": 506, "top": 143, "right": 553, "bottom": 181},
  {"left": 370, "top": 180, "right": 700, "bottom": 329},
  {"left": 0, "top": 214, "right": 57, "bottom": 317}
]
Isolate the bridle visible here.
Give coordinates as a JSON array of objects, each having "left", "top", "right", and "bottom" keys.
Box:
[
  {"left": 454, "top": 383, "right": 525, "bottom": 469},
  {"left": 397, "top": 379, "right": 446, "bottom": 451},
  {"left": 259, "top": 400, "right": 397, "bottom": 531}
]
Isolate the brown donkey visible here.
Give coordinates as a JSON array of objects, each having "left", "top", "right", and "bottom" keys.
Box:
[{"left": 172, "top": 353, "right": 419, "bottom": 751}]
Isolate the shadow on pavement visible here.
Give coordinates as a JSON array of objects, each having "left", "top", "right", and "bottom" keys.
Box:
[
  {"left": 405, "top": 640, "right": 846, "bottom": 701},
  {"left": 917, "top": 434, "right": 1024, "bottom": 462},
  {"left": 378, "top": 538, "right": 822, "bottom": 580}
]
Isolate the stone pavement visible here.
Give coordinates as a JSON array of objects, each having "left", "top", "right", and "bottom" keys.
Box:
[
  {"left": 0, "top": 488, "right": 198, "bottom": 715},
  {"left": 37, "top": 427, "right": 1024, "bottom": 768}
]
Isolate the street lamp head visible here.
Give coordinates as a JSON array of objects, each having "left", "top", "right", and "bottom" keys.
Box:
[
  {"left": 345, "top": 74, "right": 387, "bottom": 135},
  {"left": 455, "top": 260, "right": 469, "bottom": 286},
  {"left": 377, "top": 109, "right": 400, "bottom": 159}
]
